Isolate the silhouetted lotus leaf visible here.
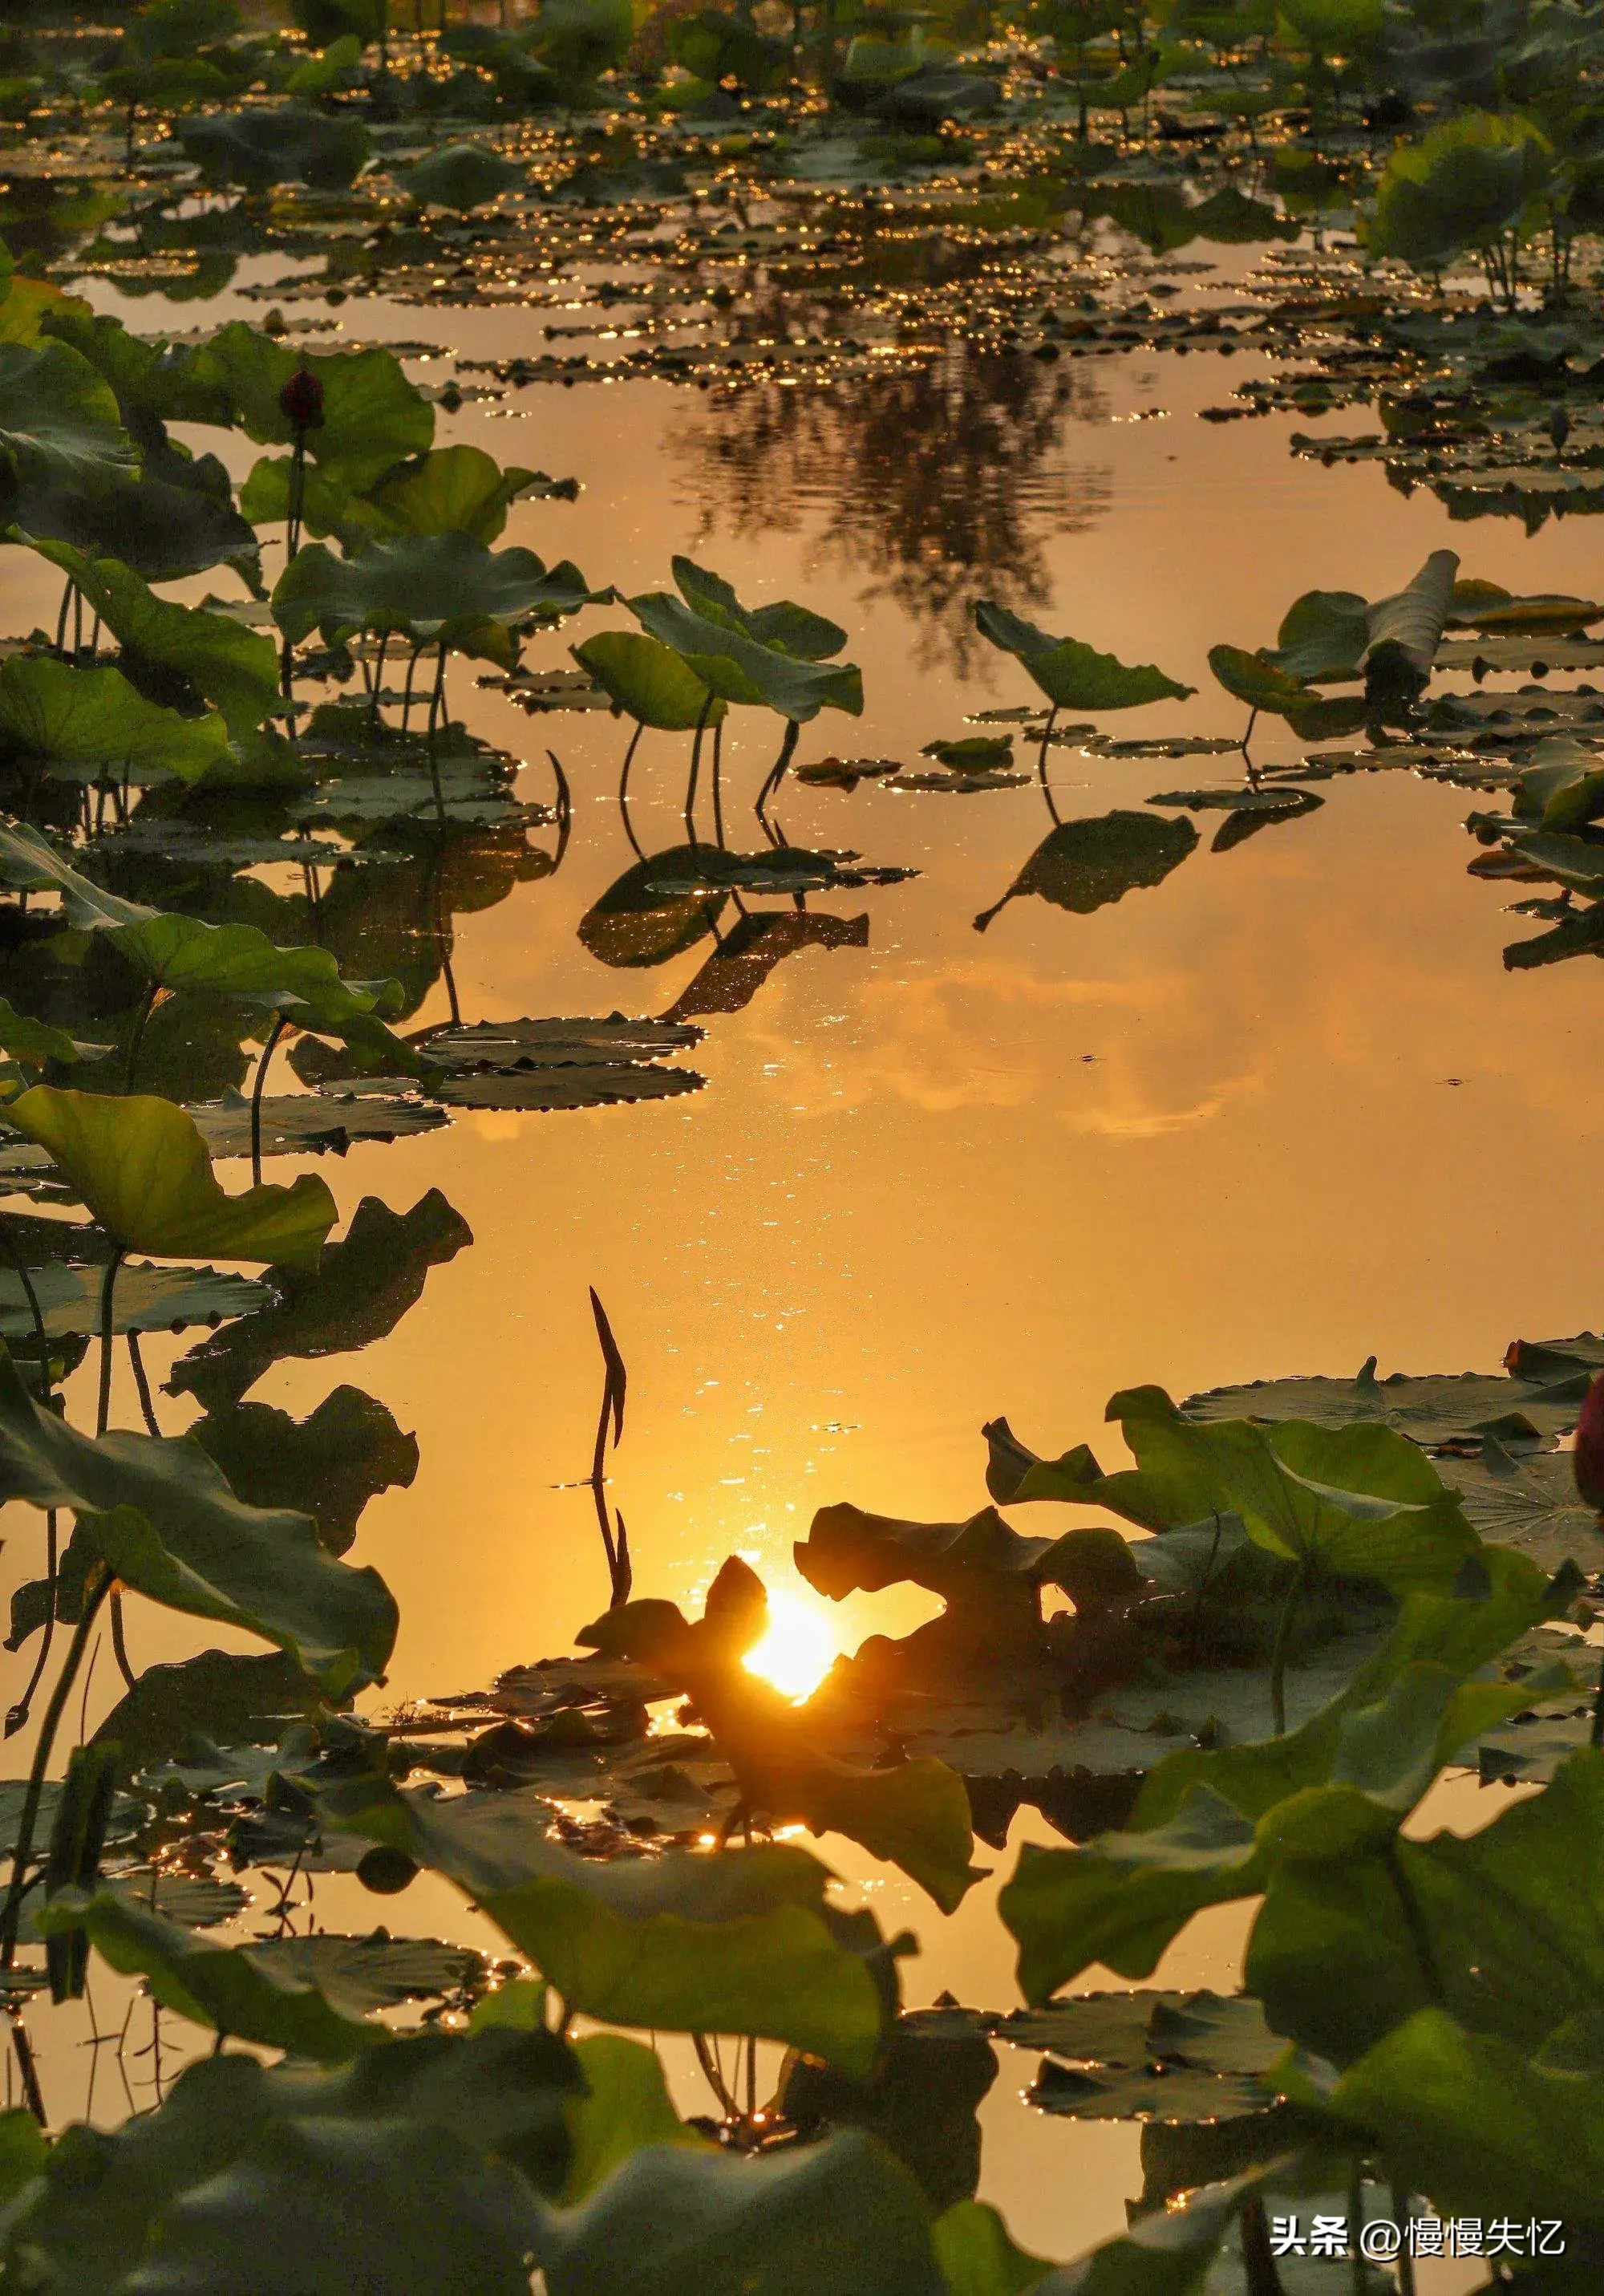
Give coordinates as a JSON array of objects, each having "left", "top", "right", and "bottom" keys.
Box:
[
  {"left": 242, "top": 1931, "right": 484, "bottom": 2018},
  {"left": 1504, "top": 899, "right": 1604, "bottom": 969},
  {"left": 1148, "top": 785, "right": 1325, "bottom": 814},
  {"left": 186, "top": 1088, "right": 446, "bottom": 1158},
  {"left": 974, "top": 601, "right": 1194, "bottom": 712},
  {"left": 1446, "top": 584, "right": 1604, "bottom": 635},
  {"left": 18, "top": 536, "right": 278, "bottom": 739},
  {"left": 192, "top": 1386, "right": 418, "bottom": 1558},
  {"left": 652, "top": 847, "right": 913, "bottom": 895},
  {"left": 779, "top": 2012, "right": 996, "bottom": 2215},
  {"left": 1371, "top": 112, "right": 1549, "bottom": 269},
  {"left": 242, "top": 444, "right": 542, "bottom": 551},
  {"left": 973, "top": 811, "right": 1197, "bottom": 933},
  {"left": 273, "top": 533, "right": 608, "bottom": 668},
  {"left": 462, "top": 1726, "right": 737, "bottom": 1833},
  {"left": 578, "top": 846, "right": 728, "bottom": 969},
  {"left": 400, "top": 144, "right": 527, "bottom": 213},
  {"left": 433, "top": 1065, "right": 702, "bottom": 1111},
  {"left": 179, "top": 104, "right": 372, "bottom": 196},
  {"left": 581, "top": 1560, "right": 983, "bottom": 1912},
  {"left": 0, "top": 657, "right": 229, "bottom": 786},
  {"left": 168, "top": 1189, "right": 473, "bottom": 1409},
  {"left": 85, "top": 1649, "right": 319, "bottom": 1789}
]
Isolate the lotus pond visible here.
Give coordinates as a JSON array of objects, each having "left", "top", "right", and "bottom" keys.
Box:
[{"left": 2, "top": 3, "right": 1604, "bottom": 2291}]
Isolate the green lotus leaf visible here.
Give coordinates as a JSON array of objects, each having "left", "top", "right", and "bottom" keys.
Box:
[
  {"left": 0, "top": 1260, "right": 265, "bottom": 1345},
  {"left": 998, "top": 1548, "right": 1561, "bottom": 2002},
  {"left": 168, "top": 1189, "right": 474, "bottom": 1409},
  {"left": 0, "top": 339, "right": 134, "bottom": 490},
  {"left": 536, "top": 2130, "right": 946, "bottom": 2296},
  {"left": 0, "top": 996, "right": 103, "bottom": 1070},
  {"left": 1372, "top": 112, "right": 1551, "bottom": 266},
  {"left": 2, "top": 1088, "right": 338, "bottom": 1268},
  {"left": 931, "top": 2200, "right": 1052, "bottom": 2296},
  {"left": 191, "top": 326, "right": 430, "bottom": 491},
  {"left": 333, "top": 1780, "right": 893, "bottom": 2076},
  {"left": 627, "top": 592, "right": 864, "bottom": 721},
  {"left": 974, "top": 600, "right": 1194, "bottom": 711},
  {"left": 36, "top": 308, "right": 234, "bottom": 435},
  {"left": 37, "top": 1890, "right": 382, "bottom": 2062},
  {"left": 0, "top": 1351, "right": 395, "bottom": 1691},
  {"left": 0, "top": 817, "right": 156, "bottom": 927},
  {"left": 1206, "top": 645, "right": 1313, "bottom": 714},
  {"left": 179, "top": 104, "right": 372, "bottom": 197},
  {"left": 558, "top": 2034, "right": 710, "bottom": 2204},
  {"left": 1268, "top": 588, "right": 1370, "bottom": 682},
  {"left": 571, "top": 631, "right": 725, "bottom": 730},
  {"left": 9, "top": 441, "right": 261, "bottom": 592},
  {"left": 1322, "top": 2009, "right": 1604, "bottom": 2223},
  {"left": 401, "top": 144, "right": 527, "bottom": 213},
  {"left": 671, "top": 555, "right": 847, "bottom": 661},
  {"left": 1281, "top": 694, "right": 1370, "bottom": 741},
  {"left": 1280, "top": 0, "right": 1382, "bottom": 48},
  {"left": 0, "top": 2034, "right": 577, "bottom": 2294},
  {"left": 273, "top": 534, "right": 608, "bottom": 667},
  {"left": 88, "top": 1649, "right": 327, "bottom": 1783},
  {"left": 0, "top": 657, "right": 229, "bottom": 785},
  {"left": 241, "top": 444, "right": 540, "bottom": 550}
]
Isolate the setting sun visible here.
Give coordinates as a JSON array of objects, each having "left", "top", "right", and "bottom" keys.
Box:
[{"left": 742, "top": 1589, "right": 840, "bottom": 1702}]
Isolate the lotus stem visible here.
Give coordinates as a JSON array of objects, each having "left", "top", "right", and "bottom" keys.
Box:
[
  {"left": 54, "top": 580, "right": 71, "bottom": 658},
  {"left": 0, "top": 1217, "right": 52, "bottom": 1402},
  {"left": 95, "top": 1250, "right": 124, "bottom": 1438},
  {"left": 0, "top": 1563, "right": 113, "bottom": 1971},
  {"left": 6, "top": 1511, "right": 58, "bottom": 1742},
  {"left": 755, "top": 719, "right": 799, "bottom": 829},
  {"left": 547, "top": 749, "right": 572, "bottom": 870},
  {"left": 685, "top": 695, "right": 714, "bottom": 842},
  {"left": 711, "top": 718, "right": 726, "bottom": 848},
  {"left": 1268, "top": 1565, "right": 1304, "bottom": 1738},
  {"left": 401, "top": 643, "right": 423, "bottom": 732},
  {"left": 250, "top": 1012, "right": 290, "bottom": 1188},
  {"left": 1589, "top": 1661, "right": 1603, "bottom": 1750},
  {"left": 127, "top": 1332, "right": 160, "bottom": 1438},
  {"left": 370, "top": 631, "right": 389, "bottom": 721},
  {"left": 427, "top": 644, "right": 448, "bottom": 828},
  {"left": 122, "top": 983, "right": 156, "bottom": 1095},
  {"left": 9, "top": 2015, "right": 46, "bottom": 2126},
  {"left": 109, "top": 1594, "right": 136, "bottom": 1694},
  {"left": 1238, "top": 2197, "right": 1284, "bottom": 2296},
  {"left": 1036, "top": 705, "right": 1061, "bottom": 826},
  {"left": 692, "top": 2032, "right": 740, "bottom": 2120},
  {"left": 618, "top": 722, "right": 646, "bottom": 860},
  {"left": 1393, "top": 2189, "right": 1417, "bottom": 2296}
]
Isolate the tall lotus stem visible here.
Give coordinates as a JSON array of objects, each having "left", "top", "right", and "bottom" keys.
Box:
[
  {"left": 95, "top": 1250, "right": 124, "bottom": 1439},
  {"left": 0, "top": 1564, "right": 113, "bottom": 1969},
  {"left": 1036, "top": 704, "right": 1061, "bottom": 827},
  {"left": 250, "top": 1012, "right": 290, "bottom": 1188},
  {"left": 618, "top": 722, "right": 646, "bottom": 860},
  {"left": 122, "top": 983, "right": 156, "bottom": 1095},
  {"left": 710, "top": 719, "right": 726, "bottom": 848},
  {"left": 1268, "top": 1564, "right": 1306, "bottom": 1738},
  {"left": 277, "top": 368, "right": 324, "bottom": 698},
  {"left": 685, "top": 694, "right": 714, "bottom": 842},
  {"left": 755, "top": 718, "right": 798, "bottom": 832}
]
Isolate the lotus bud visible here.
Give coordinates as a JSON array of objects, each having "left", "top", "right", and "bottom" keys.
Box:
[
  {"left": 278, "top": 368, "right": 325, "bottom": 432},
  {"left": 1574, "top": 1370, "right": 1604, "bottom": 1511}
]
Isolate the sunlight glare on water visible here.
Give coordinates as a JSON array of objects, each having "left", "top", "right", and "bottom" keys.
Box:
[{"left": 742, "top": 1585, "right": 840, "bottom": 1700}]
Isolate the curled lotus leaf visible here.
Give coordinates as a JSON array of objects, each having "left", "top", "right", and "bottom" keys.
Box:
[
  {"left": 0, "top": 339, "right": 134, "bottom": 490},
  {"left": 670, "top": 556, "right": 847, "bottom": 661},
  {"left": 190, "top": 325, "right": 430, "bottom": 490},
  {"left": 570, "top": 631, "right": 724, "bottom": 731},
  {"left": 400, "top": 144, "right": 527, "bottom": 213}
]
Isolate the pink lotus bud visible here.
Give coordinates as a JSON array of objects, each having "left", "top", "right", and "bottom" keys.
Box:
[
  {"left": 277, "top": 368, "right": 324, "bottom": 431},
  {"left": 1574, "top": 1371, "right": 1604, "bottom": 1511}
]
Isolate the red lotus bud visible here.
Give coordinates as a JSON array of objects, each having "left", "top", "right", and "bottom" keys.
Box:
[
  {"left": 1574, "top": 1371, "right": 1604, "bottom": 1511},
  {"left": 278, "top": 368, "right": 324, "bottom": 431}
]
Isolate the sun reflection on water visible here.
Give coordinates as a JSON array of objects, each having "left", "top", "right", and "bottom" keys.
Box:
[{"left": 742, "top": 1588, "right": 840, "bottom": 1702}]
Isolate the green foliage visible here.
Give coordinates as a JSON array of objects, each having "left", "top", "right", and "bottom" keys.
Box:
[
  {"left": 627, "top": 591, "right": 864, "bottom": 720},
  {"left": 1371, "top": 112, "right": 1552, "bottom": 267},
  {"left": 273, "top": 533, "right": 607, "bottom": 669},
  {"left": 0, "top": 655, "right": 229, "bottom": 785},
  {"left": 179, "top": 107, "right": 373, "bottom": 197},
  {"left": 974, "top": 600, "right": 1194, "bottom": 711},
  {"left": 572, "top": 631, "right": 725, "bottom": 728},
  {"left": 401, "top": 144, "right": 527, "bottom": 214}
]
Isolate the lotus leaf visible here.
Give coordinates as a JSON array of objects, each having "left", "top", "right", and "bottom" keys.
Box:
[
  {"left": 1205, "top": 646, "right": 1314, "bottom": 715},
  {"left": 0, "top": 996, "right": 103, "bottom": 1072},
  {"left": 628, "top": 592, "right": 864, "bottom": 720},
  {"left": 0, "top": 818, "right": 156, "bottom": 927},
  {"left": 331, "top": 1779, "right": 893, "bottom": 2073},
  {"left": 670, "top": 556, "right": 847, "bottom": 661},
  {"left": 973, "top": 813, "right": 1198, "bottom": 932},
  {"left": 1372, "top": 112, "right": 1551, "bottom": 267},
  {"left": 1180, "top": 1349, "right": 1596, "bottom": 1447},
  {"left": 974, "top": 601, "right": 1194, "bottom": 712},
  {"left": 241, "top": 444, "right": 541, "bottom": 551},
  {"left": 18, "top": 537, "right": 278, "bottom": 738},
  {"left": 0, "top": 657, "right": 229, "bottom": 785},
  {"left": 274, "top": 533, "right": 607, "bottom": 668},
  {"left": 179, "top": 105, "right": 372, "bottom": 196},
  {"left": 931, "top": 2201, "right": 1051, "bottom": 2296},
  {"left": 191, "top": 326, "right": 430, "bottom": 491},
  {"left": 168, "top": 1189, "right": 474, "bottom": 1407},
  {"left": 571, "top": 631, "right": 723, "bottom": 729},
  {"left": 558, "top": 2034, "right": 710, "bottom": 2204},
  {"left": 536, "top": 2129, "right": 946, "bottom": 2296},
  {"left": 0, "top": 339, "right": 133, "bottom": 493},
  {"left": 0, "top": 1349, "right": 395, "bottom": 1691},
  {"left": 578, "top": 846, "right": 728, "bottom": 969},
  {"left": 402, "top": 144, "right": 526, "bottom": 213},
  {"left": 2, "top": 1089, "right": 338, "bottom": 1270},
  {"left": 192, "top": 1386, "right": 418, "bottom": 1556},
  {"left": 89, "top": 1649, "right": 326, "bottom": 1783},
  {"left": 0, "top": 1259, "right": 265, "bottom": 1342}
]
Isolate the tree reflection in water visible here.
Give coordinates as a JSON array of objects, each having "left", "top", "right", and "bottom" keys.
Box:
[{"left": 666, "top": 343, "right": 1114, "bottom": 676}]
